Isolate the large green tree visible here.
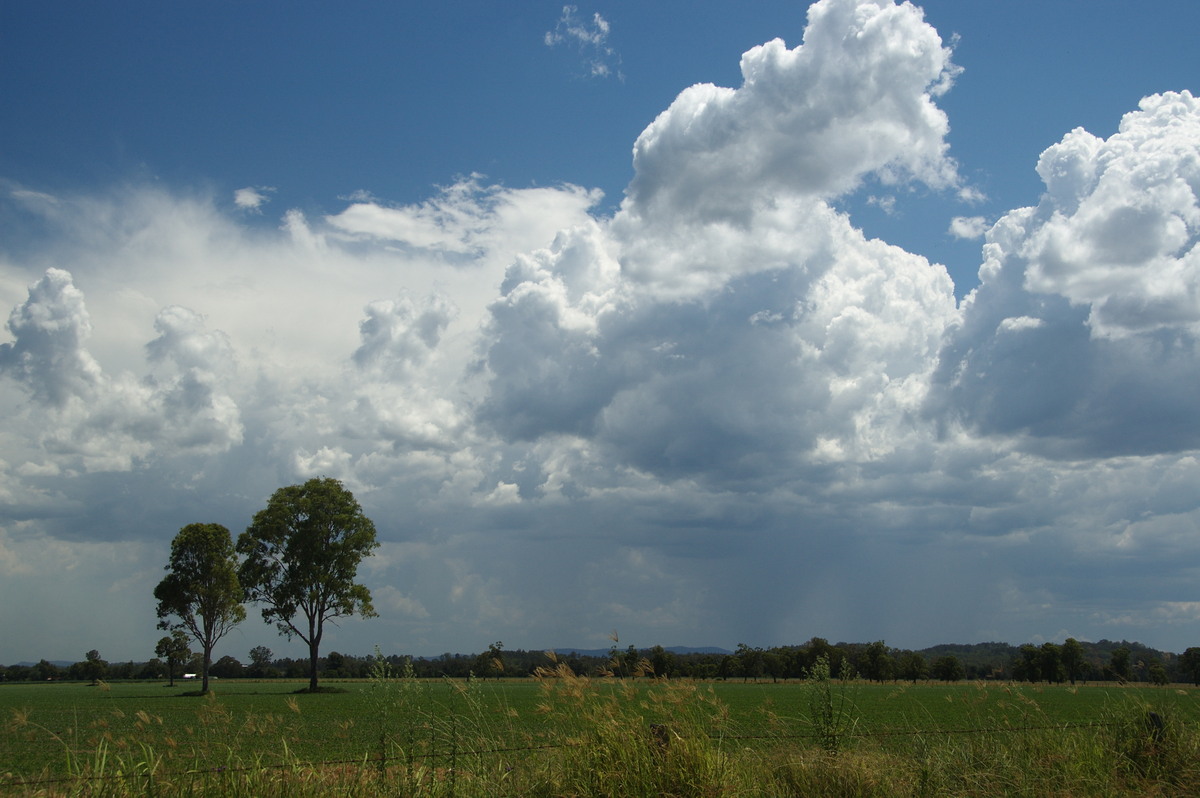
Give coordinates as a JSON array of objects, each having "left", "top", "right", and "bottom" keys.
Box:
[
  {"left": 237, "top": 477, "right": 380, "bottom": 692},
  {"left": 154, "top": 523, "right": 246, "bottom": 694}
]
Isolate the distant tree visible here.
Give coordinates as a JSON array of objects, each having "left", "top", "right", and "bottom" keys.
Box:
[
  {"left": 897, "top": 651, "right": 928, "bottom": 683},
  {"left": 472, "top": 641, "right": 505, "bottom": 679},
  {"left": 156, "top": 630, "right": 192, "bottom": 687},
  {"left": 6, "top": 664, "right": 33, "bottom": 681},
  {"left": 736, "top": 643, "right": 765, "bottom": 681},
  {"left": 623, "top": 644, "right": 646, "bottom": 677},
  {"left": 1038, "top": 642, "right": 1063, "bottom": 683},
  {"left": 154, "top": 523, "right": 246, "bottom": 694},
  {"left": 108, "top": 661, "right": 137, "bottom": 680},
  {"left": 931, "top": 655, "right": 965, "bottom": 682},
  {"left": 79, "top": 650, "right": 107, "bottom": 685},
  {"left": 489, "top": 641, "right": 507, "bottom": 678},
  {"left": 210, "top": 655, "right": 244, "bottom": 679},
  {"left": 762, "top": 650, "right": 785, "bottom": 683},
  {"left": 140, "top": 659, "right": 165, "bottom": 680},
  {"left": 1110, "top": 646, "right": 1132, "bottom": 682},
  {"left": 862, "top": 641, "right": 894, "bottom": 683},
  {"left": 805, "top": 638, "right": 840, "bottom": 674},
  {"left": 34, "top": 659, "right": 61, "bottom": 681},
  {"left": 1012, "top": 644, "right": 1040, "bottom": 682},
  {"left": 783, "top": 647, "right": 809, "bottom": 679},
  {"left": 1148, "top": 661, "right": 1169, "bottom": 686},
  {"left": 247, "top": 645, "right": 274, "bottom": 678},
  {"left": 649, "top": 645, "right": 677, "bottom": 679},
  {"left": 325, "top": 651, "right": 347, "bottom": 678},
  {"left": 1061, "top": 638, "right": 1086, "bottom": 685},
  {"left": 237, "top": 477, "right": 380, "bottom": 692},
  {"left": 1181, "top": 647, "right": 1200, "bottom": 686}
]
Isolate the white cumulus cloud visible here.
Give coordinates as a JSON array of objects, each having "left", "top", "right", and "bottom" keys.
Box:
[
  {"left": 233, "top": 186, "right": 274, "bottom": 212},
  {"left": 949, "top": 215, "right": 989, "bottom": 240}
]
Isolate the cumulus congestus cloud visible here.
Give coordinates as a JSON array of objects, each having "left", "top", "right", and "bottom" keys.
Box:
[
  {"left": 929, "top": 91, "right": 1200, "bottom": 457},
  {"left": 0, "top": 267, "right": 104, "bottom": 407},
  {"left": 622, "top": 0, "right": 959, "bottom": 236},
  {"left": 0, "top": 0, "right": 1198, "bottom": 658},
  {"left": 0, "top": 270, "right": 243, "bottom": 471},
  {"left": 480, "top": 0, "right": 960, "bottom": 483}
]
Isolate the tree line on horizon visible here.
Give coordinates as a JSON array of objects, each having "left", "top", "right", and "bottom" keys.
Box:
[{"left": 8, "top": 637, "right": 1200, "bottom": 688}]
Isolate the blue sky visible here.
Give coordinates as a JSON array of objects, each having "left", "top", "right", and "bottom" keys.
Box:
[
  {"left": 1, "top": 0, "right": 1198, "bottom": 664},
  {"left": 7, "top": 1, "right": 1194, "bottom": 292}
]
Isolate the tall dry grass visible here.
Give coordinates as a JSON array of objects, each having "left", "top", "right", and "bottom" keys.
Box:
[{"left": 5, "top": 664, "right": 1200, "bottom": 797}]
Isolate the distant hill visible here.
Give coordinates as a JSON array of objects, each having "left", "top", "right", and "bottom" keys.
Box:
[
  {"left": 552, "top": 646, "right": 732, "bottom": 658},
  {"left": 14, "top": 661, "right": 73, "bottom": 669}
]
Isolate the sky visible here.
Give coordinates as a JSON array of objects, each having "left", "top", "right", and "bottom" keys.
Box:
[{"left": 1, "top": 0, "right": 1198, "bottom": 665}]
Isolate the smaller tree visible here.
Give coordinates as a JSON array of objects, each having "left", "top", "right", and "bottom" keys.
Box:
[
  {"left": 155, "top": 523, "right": 246, "bottom": 694},
  {"left": 156, "top": 630, "right": 192, "bottom": 687}
]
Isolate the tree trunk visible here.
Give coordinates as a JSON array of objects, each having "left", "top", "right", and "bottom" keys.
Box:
[
  {"left": 201, "top": 647, "right": 211, "bottom": 694},
  {"left": 308, "top": 639, "right": 320, "bottom": 692}
]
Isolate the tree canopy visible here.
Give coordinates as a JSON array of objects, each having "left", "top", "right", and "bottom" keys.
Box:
[
  {"left": 154, "top": 523, "right": 245, "bottom": 694},
  {"left": 237, "top": 477, "right": 379, "bottom": 692}
]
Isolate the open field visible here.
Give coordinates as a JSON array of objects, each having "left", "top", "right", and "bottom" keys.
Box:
[{"left": 4, "top": 675, "right": 1200, "bottom": 795}]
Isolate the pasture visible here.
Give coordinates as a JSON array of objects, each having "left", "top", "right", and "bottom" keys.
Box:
[{"left": 3, "top": 674, "right": 1200, "bottom": 795}]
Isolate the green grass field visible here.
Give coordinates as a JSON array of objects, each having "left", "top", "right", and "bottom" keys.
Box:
[{"left": 3, "top": 676, "right": 1199, "bottom": 795}]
